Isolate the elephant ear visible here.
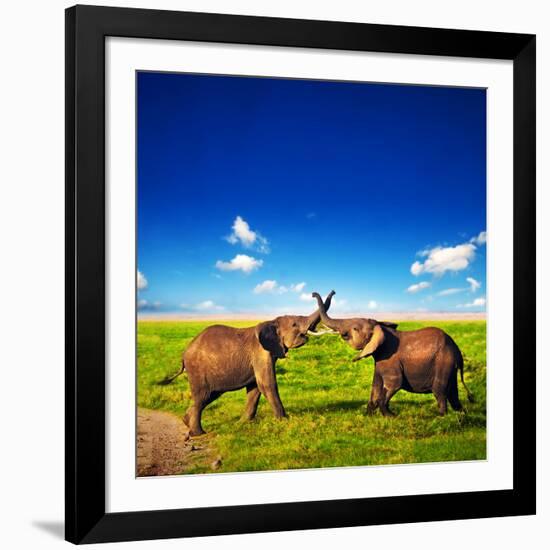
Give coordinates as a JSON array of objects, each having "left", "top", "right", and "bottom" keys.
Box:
[
  {"left": 352, "top": 323, "right": 385, "bottom": 362},
  {"left": 257, "top": 321, "right": 286, "bottom": 359}
]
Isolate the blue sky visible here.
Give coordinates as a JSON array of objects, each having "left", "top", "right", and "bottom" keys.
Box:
[{"left": 137, "top": 72, "right": 486, "bottom": 316}]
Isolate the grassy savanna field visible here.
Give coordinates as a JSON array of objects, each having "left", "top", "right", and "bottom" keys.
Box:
[{"left": 137, "top": 320, "right": 486, "bottom": 474}]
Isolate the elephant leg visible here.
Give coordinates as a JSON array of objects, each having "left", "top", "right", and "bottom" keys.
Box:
[
  {"left": 379, "top": 373, "right": 402, "bottom": 417},
  {"left": 433, "top": 392, "right": 448, "bottom": 416},
  {"left": 432, "top": 376, "right": 451, "bottom": 416},
  {"left": 447, "top": 374, "right": 463, "bottom": 412},
  {"left": 254, "top": 362, "right": 286, "bottom": 419},
  {"left": 258, "top": 381, "right": 286, "bottom": 419},
  {"left": 242, "top": 382, "right": 261, "bottom": 421},
  {"left": 380, "top": 387, "right": 400, "bottom": 417},
  {"left": 183, "top": 407, "right": 191, "bottom": 427},
  {"left": 367, "top": 370, "right": 383, "bottom": 415},
  {"left": 448, "top": 394, "right": 463, "bottom": 411},
  {"left": 187, "top": 390, "right": 221, "bottom": 436},
  {"left": 432, "top": 382, "right": 448, "bottom": 415}
]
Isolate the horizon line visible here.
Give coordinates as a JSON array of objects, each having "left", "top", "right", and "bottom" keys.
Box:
[{"left": 138, "top": 310, "right": 487, "bottom": 322}]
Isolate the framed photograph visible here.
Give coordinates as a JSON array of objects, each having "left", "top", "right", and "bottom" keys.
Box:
[{"left": 65, "top": 5, "right": 536, "bottom": 544}]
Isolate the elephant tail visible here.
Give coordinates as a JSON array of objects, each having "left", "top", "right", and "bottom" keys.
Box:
[
  {"left": 158, "top": 359, "right": 186, "bottom": 386},
  {"left": 457, "top": 352, "right": 474, "bottom": 403}
]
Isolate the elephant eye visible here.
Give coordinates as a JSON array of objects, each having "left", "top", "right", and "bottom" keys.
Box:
[
  {"left": 342, "top": 331, "right": 349, "bottom": 339},
  {"left": 292, "top": 322, "right": 297, "bottom": 327}
]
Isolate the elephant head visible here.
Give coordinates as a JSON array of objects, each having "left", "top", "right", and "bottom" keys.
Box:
[
  {"left": 258, "top": 291, "right": 335, "bottom": 357},
  {"left": 311, "top": 291, "right": 397, "bottom": 361}
]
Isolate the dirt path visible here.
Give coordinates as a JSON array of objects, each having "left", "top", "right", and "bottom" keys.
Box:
[{"left": 137, "top": 408, "right": 219, "bottom": 476}]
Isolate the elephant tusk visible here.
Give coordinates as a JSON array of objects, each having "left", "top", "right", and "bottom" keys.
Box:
[{"left": 307, "top": 329, "right": 339, "bottom": 336}]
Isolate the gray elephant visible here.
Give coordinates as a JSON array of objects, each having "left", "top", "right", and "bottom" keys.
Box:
[
  {"left": 161, "top": 291, "right": 335, "bottom": 436},
  {"left": 312, "top": 292, "right": 473, "bottom": 416}
]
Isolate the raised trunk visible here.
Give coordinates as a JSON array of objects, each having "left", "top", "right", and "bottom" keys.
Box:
[
  {"left": 311, "top": 291, "right": 342, "bottom": 330},
  {"left": 307, "top": 290, "right": 335, "bottom": 331}
]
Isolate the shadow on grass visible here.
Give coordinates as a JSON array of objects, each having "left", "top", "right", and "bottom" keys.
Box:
[{"left": 291, "top": 399, "right": 367, "bottom": 414}]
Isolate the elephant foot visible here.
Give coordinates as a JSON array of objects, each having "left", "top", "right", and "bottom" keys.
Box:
[
  {"left": 188, "top": 427, "right": 206, "bottom": 437},
  {"left": 380, "top": 409, "right": 396, "bottom": 417},
  {"left": 365, "top": 402, "right": 378, "bottom": 416}
]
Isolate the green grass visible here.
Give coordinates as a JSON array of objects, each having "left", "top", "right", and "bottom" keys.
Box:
[{"left": 138, "top": 320, "right": 486, "bottom": 474}]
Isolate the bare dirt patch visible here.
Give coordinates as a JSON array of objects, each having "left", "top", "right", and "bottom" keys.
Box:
[{"left": 137, "top": 408, "right": 218, "bottom": 476}]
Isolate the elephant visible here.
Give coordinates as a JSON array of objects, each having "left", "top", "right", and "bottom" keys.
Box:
[
  {"left": 160, "top": 291, "right": 335, "bottom": 436},
  {"left": 312, "top": 292, "right": 473, "bottom": 416}
]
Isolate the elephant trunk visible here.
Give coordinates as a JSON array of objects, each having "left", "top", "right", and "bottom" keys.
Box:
[
  {"left": 307, "top": 290, "right": 336, "bottom": 331},
  {"left": 311, "top": 291, "right": 342, "bottom": 330}
]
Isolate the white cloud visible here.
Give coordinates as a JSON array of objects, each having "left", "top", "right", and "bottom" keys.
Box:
[
  {"left": 254, "top": 280, "right": 306, "bottom": 294},
  {"left": 181, "top": 300, "right": 224, "bottom": 312},
  {"left": 195, "top": 300, "right": 224, "bottom": 311},
  {"left": 436, "top": 278, "right": 481, "bottom": 297},
  {"left": 137, "top": 299, "right": 161, "bottom": 311},
  {"left": 410, "top": 243, "right": 476, "bottom": 276},
  {"left": 457, "top": 297, "right": 486, "bottom": 308},
  {"left": 410, "top": 261, "right": 423, "bottom": 276},
  {"left": 226, "top": 216, "right": 255, "bottom": 246},
  {"left": 300, "top": 293, "right": 314, "bottom": 302},
  {"left": 367, "top": 300, "right": 378, "bottom": 310},
  {"left": 406, "top": 281, "right": 431, "bottom": 294},
  {"left": 437, "top": 288, "right": 465, "bottom": 296},
  {"left": 225, "top": 216, "right": 269, "bottom": 253},
  {"left": 254, "top": 280, "right": 278, "bottom": 294},
  {"left": 291, "top": 282, "right": 306, "bottom": 293},
  {"left": 470, "top": 231, "right": 487, "bottom": 246},
  {"left": 467, "top": 277, "right": 481, "bottom": 292},
  {"left": 137, "top": 270, "right": 148, "bottom": 290},
  {"left": 215, "top": 254, "right": 263, "bottom": 274}
]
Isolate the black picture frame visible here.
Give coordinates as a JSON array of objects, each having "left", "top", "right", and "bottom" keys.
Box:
[{"left": 65, "top": 4, "right": 536, "bottom": 544}]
